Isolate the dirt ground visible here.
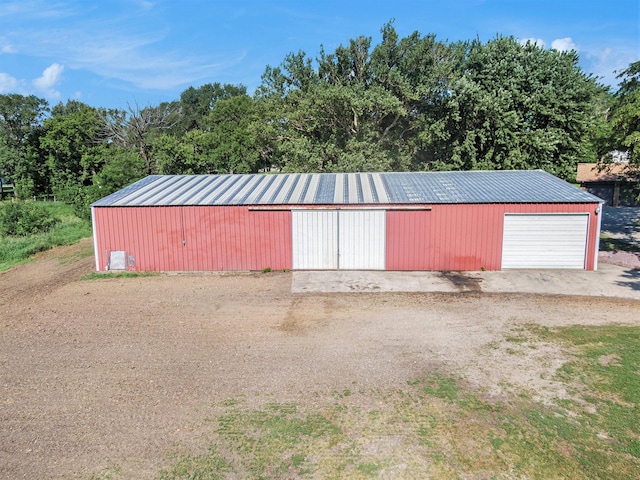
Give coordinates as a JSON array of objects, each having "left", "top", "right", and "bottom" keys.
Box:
[{"left": 1, "top": 239, "right": 640, "bottom": 479}]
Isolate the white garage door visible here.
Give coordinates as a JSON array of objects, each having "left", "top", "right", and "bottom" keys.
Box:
[
  {"left": 292, "top": 210, "right": 385, "bottom": 270},
  {"left": 502, "top": 214, "right": 589, "bottom": 269}
]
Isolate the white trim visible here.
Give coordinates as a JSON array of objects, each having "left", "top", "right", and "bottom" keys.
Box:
[
  {"left": 594, "top": 203, "right": 604, "bottom": 270},
  {"left": 90, "top": 206, "right": 100, "bottom": 271}
]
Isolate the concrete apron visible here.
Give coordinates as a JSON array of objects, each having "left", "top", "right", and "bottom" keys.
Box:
[{"left": 292, "top": 263, "right": 640, "bottom": 300}]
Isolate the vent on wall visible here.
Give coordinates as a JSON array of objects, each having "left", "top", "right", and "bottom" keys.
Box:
[{"left": 107, "top": 250, "right": 127, "bottom": 270}]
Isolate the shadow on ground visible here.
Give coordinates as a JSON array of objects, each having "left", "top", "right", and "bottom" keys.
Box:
[
  {"left": 617, "top": 268, "right": 640, "bottom": 291},
  {"left": 602, "top": 206, "right": 640, "bottom": 248}
]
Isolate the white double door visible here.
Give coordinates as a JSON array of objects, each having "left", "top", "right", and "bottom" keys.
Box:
[{"left": 292, "top": 210, "right": 386, "bottom": 270}]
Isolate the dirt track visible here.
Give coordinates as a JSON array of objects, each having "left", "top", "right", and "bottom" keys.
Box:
[{"left": 1, "top": 240, "right": 639, "bottom": 479}]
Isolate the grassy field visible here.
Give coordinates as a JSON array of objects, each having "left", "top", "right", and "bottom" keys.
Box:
[
  {"left": 148, "top": 325, "right": 639, "bottom": 480},
  {"left": 0, "top": 201, "right": 92, "bottom": 271}
]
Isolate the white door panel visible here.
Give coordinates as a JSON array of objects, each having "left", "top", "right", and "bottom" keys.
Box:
[
  {"left": 292, "top": 210, "right": 338, "bottom": 269},
  {"left": 338, "top": 210, "right": 385, "bottom": 270}
]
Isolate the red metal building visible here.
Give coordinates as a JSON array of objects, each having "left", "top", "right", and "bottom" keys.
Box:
[{"left": 91, "top": 171, "right": 603, "bottom": 272}]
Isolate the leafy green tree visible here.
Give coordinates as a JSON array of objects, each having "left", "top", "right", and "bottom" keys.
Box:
[
  {"left": 177, "top": 83, "right": 247, "bottom": 134},
  {"left": 153, "top": 133, "right": 199, "bottom": 174},
  {"left": 64, "top": 145, "right": 147, "bottom": 219},
  {"left": 590, "top": 89, "right": 617, "bottom": 163},
  {"left": 0, "top": 142, "right": 15, "bottom": 181},
  {"left": 423, "top": 37, "right": 605, "bottom": 179},
  {"left": 86, "top": 145, "right": 145, "bottom": 193},
  {"left": 39, "top": 100, "right": 102, "bottom": 199},
  {"left": 13, "top": 127, "right": 51, "bottom": 198},
  {"left": 608, "top": 61, "right": 640, "bottom": 198},
  {"left": 0, "top": 94, "right": 49, "bottom": 150},
  {"left": 610, "top": 61, "right": 640, "bottom": 164},
  {"left": 0, "top": 94, "right": 49, "bottom": 193},
  {"left": 154, "top": 94, "right": 263, "bottom": 175},
  {"left": 202, "top": 94, "right": 261, "bottom": 173},
  {"left": 256, "top": 23, "right": 460, "bottom": 173},
  {"left": 257, "top": 27, "right": 603, "bottom": 179}
]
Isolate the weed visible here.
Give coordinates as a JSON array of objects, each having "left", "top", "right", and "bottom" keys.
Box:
[
  {"left": 356, "top": 462, "right": 380, "bottom": 475},
  {"left": 87, "top": 464, "right": 122, "bottom": 480},
  {"left": 420, "top": 373, "right": 460, "bottom": 401},
  {"left": 154, "top": 446, "right": 231, "bottom": 480},
  {"left": 261, "top": 266, "right": 272, "bottom": 273},
  {"left": 0, "top": 201, "right": 59, "bottom": 236}
]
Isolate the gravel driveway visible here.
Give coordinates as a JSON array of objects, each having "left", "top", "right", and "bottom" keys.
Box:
[{"left": 1, "top": 240, "right": 639, "bottom": 479}]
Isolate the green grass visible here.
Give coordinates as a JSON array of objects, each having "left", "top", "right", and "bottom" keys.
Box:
[
  {"left": 0, "top": 201, "right": 91, "bottom": 271},
  {"left": 153, "top": 326, "right": 640, "bottom": 479},
  {"left": 544, "top": 326, "right": 640, "bottom": 461}
]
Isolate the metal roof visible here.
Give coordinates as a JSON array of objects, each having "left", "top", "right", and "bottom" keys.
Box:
[{"left": 91, "top": 170, "right": 602, "bottom": 207}]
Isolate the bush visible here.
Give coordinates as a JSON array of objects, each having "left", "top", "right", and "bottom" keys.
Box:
[{"left": 0, "top": 201, "right": 60, "bottom": 237}]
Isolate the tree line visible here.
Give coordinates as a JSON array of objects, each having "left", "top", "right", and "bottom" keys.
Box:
[{"left": 0, "top": 24, "right": 638, "bottom": 217}]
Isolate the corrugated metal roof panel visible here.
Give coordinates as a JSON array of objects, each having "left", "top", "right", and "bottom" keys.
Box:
[{"left": 92, "top": 170, "right": 603, "bottom": 207}]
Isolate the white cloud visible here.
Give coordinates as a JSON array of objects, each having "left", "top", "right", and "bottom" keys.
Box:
[
  {"left": 551, "top": 37, "right": 577, "bottom": 52},
  {"left": 136, "top": 0, "right": 155, "bottom": 9},
  {"left": 0, "top": 72, "right": 19, "bottom": 92},
  {"left": 1, "top": 42, "right": 17, "bottom": 53},
  {"left": 520, "top": 37, "right": 545, "bottom": 48},
  {"left": 32, "top": 63, "right": 64, "bottom": 98},
  {"left": 586, "top": 47, "right": 637, "bottom": 89},
  {"left": 0, "top": 1, "right": 78, "bottom": 19},
  {"left": 0, "top": 1, "right": 243, "bottom": 93}
]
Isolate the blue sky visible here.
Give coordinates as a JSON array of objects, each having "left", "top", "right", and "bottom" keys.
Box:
[{"left": 1, "top": 0, "right": 638, "bottom": 109}]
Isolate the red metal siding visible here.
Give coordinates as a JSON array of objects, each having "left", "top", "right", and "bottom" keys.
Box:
[
  {"left": 93, "top": 206, "right": 292, "bottom": 272},
  {"left": 94, "top": 202, "right": 600, "bottom": 272},
  {"left": 386, "top": 203, "right": 600, "bottom": 271}
]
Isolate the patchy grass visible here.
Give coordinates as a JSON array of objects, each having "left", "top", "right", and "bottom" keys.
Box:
[
  {"left": 0, "top": 201, "right": 91, "bottom": 271},
  {"left": 154, "top": 325, "right": 640, "bottom": 479},
  {"left": 543, "top": 325, "right": 640, "bottom": 463},
  {"left": 600, "top": 234, "right": 639, "bottom": 252}
]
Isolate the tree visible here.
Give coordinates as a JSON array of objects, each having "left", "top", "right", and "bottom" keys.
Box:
[
  {"left": 423, "top": 37, "right": 605, "bottom": 180},
  {"left": 65, "top": 144, "right": 147, "bottom": 219},
  {"left": 0, "top": 94, "right": 49, "bottom": 193},
  {"left": 203, "top": 94, "right": 261, "bottom": 173},
  {"left": 154, "top": 94, "right": 262, "bottom": 175},
  {"left": 40, "top": 100, "right": 102, "bottom": 199},
  {"left": 178, "top": 83, "right": 247, "bottom": 134},
  {"left": 610, "top": 61, "right": 640, "bottom": 164},
  {"left": 256, "top": 23, "right": 460, "bottom": 173},
  {"left": 0, "top": 94, "right": 49, "bottom": 150},
  {"left": 100, "top": 102, "right": 178, "bottom": 175},
  {"left": 608, "top": 60, "right": 640, "bottom": 198}
]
